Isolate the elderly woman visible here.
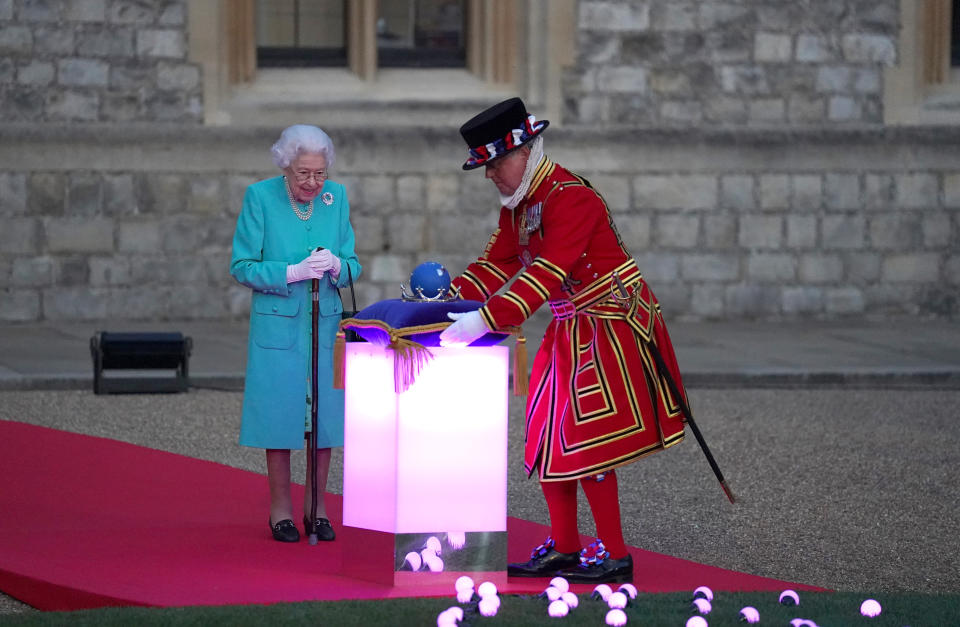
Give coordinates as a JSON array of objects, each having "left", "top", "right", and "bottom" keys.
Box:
[{"left": 230, "top": 124, "right": 362, "bottom": 543}]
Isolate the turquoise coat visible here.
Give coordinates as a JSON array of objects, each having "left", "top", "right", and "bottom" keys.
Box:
[{"left": 230, "top": 176, "right": 362, "bottom": 450}]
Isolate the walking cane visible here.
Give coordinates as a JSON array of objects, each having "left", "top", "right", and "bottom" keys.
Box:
[{"left": 308, "top": 275, "right": 320, "bottom": 545}]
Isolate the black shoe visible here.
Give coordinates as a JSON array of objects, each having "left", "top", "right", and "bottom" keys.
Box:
[
  {"left": 304, "top": 516, "right": 336, "bottom": 541},
  {"left": 269, "top": 518, "right": 300, "bottom": 542},
  {"left": 507, "top": 538, "right": 580, "bottom": 577},
  {"left": 557, "top": 553, "right": 633, "bottom": 584}
]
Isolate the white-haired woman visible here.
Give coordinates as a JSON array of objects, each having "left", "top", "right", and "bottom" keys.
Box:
[{"left": 230, "top": 124, "right": 362, "bottom": 542}]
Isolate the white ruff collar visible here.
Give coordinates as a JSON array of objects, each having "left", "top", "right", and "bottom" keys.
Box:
[{"left": 500, "top": 136, "right": 544, "bottom": 210}]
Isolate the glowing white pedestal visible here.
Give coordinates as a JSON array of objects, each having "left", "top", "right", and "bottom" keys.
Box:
[{"left": 341, "top": 343, "right": 509, "bottom": 583}]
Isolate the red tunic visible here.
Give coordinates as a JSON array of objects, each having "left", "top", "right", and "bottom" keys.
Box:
[{"left": 452, "top": 157, "right": 688, "bottom": 481}]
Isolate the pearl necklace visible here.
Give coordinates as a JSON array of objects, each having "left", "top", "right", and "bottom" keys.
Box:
[{"left": 284, "top": 177, "right": 313, "bottom": 221}]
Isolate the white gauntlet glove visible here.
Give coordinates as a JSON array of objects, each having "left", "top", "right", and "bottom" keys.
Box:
[
  {"left": 286, "top": 250, "right": 327, "bottom": 283},
  {"left": 439, "top": 310, "right": 490, "bottom": 347},
  {"left": 315, "top": 249, "right": 342, "bottom": 279}
]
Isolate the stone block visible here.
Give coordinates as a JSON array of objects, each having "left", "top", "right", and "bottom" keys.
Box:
[
  {"left": 614, "top": 212, "right": 651, "bottom": 250},
  {"left": 759, "top": 174, "right": 789, "bottom": 210},
  {"left": 17, "top": 60, "right": 55, "bottom": 86},
  {"left": 597, "top": 65, "right": 649, "bottom": 93},
  {"left": 159, "top": 3, "right": 184, "bottom": 25},
  {"left": 869, "top": 214, "right": 922, "bottom": 250},
  {"left": 828, "top": 96, "right": 861, "bottom": 122},
  {"left": 67, "top": 172, "right": 103, "bottom": 216},
  {"left": 748, "top": 98, "right": 785, "bottom": 123},
  {"left": 725, "top": 284, "right": 781, "bottom": 317},
  {"left": 350, "top": 214, "right": 384, "bottom": 255},
  {"left": 106, "top": 285, "right": 170, "bottom": 320},
  {"left": 661, "top": 100, "right": 703, "bottom": 123},
  {"left": 428, "top": 214, "right": 497, "bottom": 254},
  {"left": 649, "top": 283, "right": 689, "bottom": 316},
  {"left": 853, "top": 68, "right": 881, "bottom": 94},
  {"left": 117, "top": 220, "right": 161, "bottom": 253},
  {"left": 747, "top": 253, "right": 795, "bottom": 282},
  {"left": 46, "top": 218, "right": 114, "bottom": 253},
  {"left": 580, "top": 1, "right": 650, "bottom": 32},
  {"left": 358, "top": 175, "right": 395, "bottom": 211},
  {"left": 654, "top": 213, "right": 700, "bottom": 248},
  {"left": 946, "top": 256, "right": 960, "bottom": 286},
  {"left": 923, "top": 212, "right": 953, "bottom": 248},
  {"left": 103, "top": 174, "right": 137, "bottom": 215},
  {"left": 738, "top": 215, "right": 783, "bottom": 249},
  {"left": 396, "top": 175, "right": 425, "bottom": 211},
  {"left": 89, "top": 256, "right": 131, "bottom": 286},
  {"left": 425, "top": 175, "right": 459, "bottom": 213},
  {"left": 157, "top": 61, "right": 199, "bottom": 90},
  {"left": 821, "top": 216, "right": 864, "bottom": 249},
  {"left": 11, "top": 256, "right": 53, "bottom": 287},
  {"left": 846, "top": 253, "right": 881, "bottom": 283},
  {"left": 587, "top": 175, "right": 630, "bottom": 211},
  {"left": 824, "top": 174, "right": 861, "bottom": 210},
  {"left": 754, "top": 32, "right": 792, "bottom": 62},
  {"left": 815, "top": 66, "right": 852, "bottom": 93},
  {"left": 45, "top": 90, "right": 100, "bottom": 121},
  {"left": 27, "top": 173, "right": 64, "bottom": 215},
  {"left": 825, "top": 287, "right": 865, "bottom": 314},
  {"left": 33, "top": 26, "right": 74, "bottom": 54},
  {"left": 704, "top": 96, "right": 748, "bottom": 124},
  {"left": 787, "top": 94, "right": 825, "bottom": 123},
  {"left": 0, "top": 289, "right": 41, "bottom": 322},
  {"left": 189, "top": 176, "right": 224, "bottom": 214},
  {"left": 720, "top": 65, "right": 770, "bottom": 95},
  {"left": 136, "top": 29, "right": 185, "bottom": 58},
  {"left": 792, "top": 175, "right": 822, "bottom": 211},
  {"left": 162, "top": 216, "right": 209, "bottom": 253},
  {"left": 0, "top": 25, "right": 32, "bottom": 53},
  {"left": 841, "top": 34, "right": 895, "bottom": 65},
  {"left": 864, "top": 174, "right": 893, "bottom": 210},
  {"left": 787, "top": 215, "right": 818, "bottom": 248},
  {"left": 799, "top": 254, "right": 843, "bottom": 283},
  {"left": 76, "top": 27, "right": 135, "bottom": 56},
  {"left": 781, "top": 287, "right": 824, "bottom": 314},
  {"left": 369, "top": 254, "right": 413, "bottom": 283},
  {"left": 650, "top": 70, "right": 692, "bottom": 96},
  {"left": 0, "top": 0, "right": 11, "bottom": 19},
  {"left": 228, "top": 175, "right": 261, "bottom": 216},
  {"left": 0, "top": 173, "right": 27, "bottom": 215},
  {"left": 0, "top": 218, "right": 40, "bottom": 254},
  {"left": 54, "top": 254, "right": 90, "bottom": 285},
  {"left": 634, "top": 252, "right": 680, "bottom": 283},
  {"left": 651, "top": 2, "right": 696, "bottom": 30},
  {"left": 58, "top": 58, "right": 109, "bottom": 87},
  {"left": 42, "top": 286, "right": 109, "bottom": 320},
  {"left": 703, "top": 214, "right": 736, "bottom": 248},
  {"left": 634, "top": 174, "right": 716, "bottom": 210},
  {"left": 895, "top": 173, "right": 938, "bottom": 209},
  {"left": 796, "top": 34, "right": 831, "bottom": 62},
  {"left": 681, "top": 254, "right": 739, "bottom": 281},
  {"left": 0, "top": 57, "right": 12, "bottom": 81},
  {"left": 691, "top": 284, "right": 726, "bottom": 318},
  {"left": 143, "top": 174, "right": 188, "bottom": 214},
  {"left": 944, "top": 173, "right": 960, "bottom": 207},
  {"left": 881, "top": 253, "right": 941, "bottom": 282},
  {"left": 386, "top": 213, "right": 426, "bottom": 253},
  {"left": 108, "top": 1, "right": 157, "bottom": 24},
  {"left": 66, "top": 0, "right": 106, "bottom": 21},
  {"left": 720, "top": 175, "right": 755, "bottom": 210}
]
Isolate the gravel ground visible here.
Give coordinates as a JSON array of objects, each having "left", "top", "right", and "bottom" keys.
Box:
[{"left": 2, "top": 386, "right": 958, "bottom": 614}]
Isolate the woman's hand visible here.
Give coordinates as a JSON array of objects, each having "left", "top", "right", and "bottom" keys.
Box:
[
  {"left": 314, "top": 249, "right": 342, "bottom": 279},
  {"left": 286, "top": 250, "right": 327, "bottom": 283},
  {"left": 439, "top": 310, "right": 489, "bottom": 347}
]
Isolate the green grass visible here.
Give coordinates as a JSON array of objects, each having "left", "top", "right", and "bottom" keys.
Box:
[{"left": 3, "top": 591, "right": 958, "bottom": 626}]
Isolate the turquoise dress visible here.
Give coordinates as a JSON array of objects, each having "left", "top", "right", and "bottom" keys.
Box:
[{"left": 230, "top": 176, "right": 361, "bottom": 450}]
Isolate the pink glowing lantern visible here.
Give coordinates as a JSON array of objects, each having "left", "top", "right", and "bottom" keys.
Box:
[
  {"left": 739, "top": 606, "right": 760, "bottom": 623},
  {"left": 550, "top": 576, "right": 570, "bottom": 593},
  {"left": 343, "top": 345, "right": 508, "bottom": 532},
  {"left": 608, "top": 591, "right": 628, "bottom": 609},
  {"left": 437, "top": 606, "right": 463, "bottom": 626},
  {"left": 592, "top": 584, "right": 613, "bottom": 601},
  {"left": 789, "top": 620, "right": 818, "bottom": 627},
  {"left": 693, "top": 585, "right": 713, "bottom": 601},
  {"left": 404, "top": 551, "right": 422, "bottom": 571},
  {"left": 779, "top": 589, "right": 800, "bottom": 606},
  {"left": 618, "top": 583, "right": 637, "bottom": 599},
  {"left": 454, "top": 576, "right": 474, "bottom": 593},
  {"left": 426, "top": 536, "right": 442, "bottom": 555},
  {"left": 548, "top": 599, "right": 570, "bottom": 617},
  {"left": 860, "top": 599, "right": 882, "bottom": 617},
  {"left": 691, "top": 598, "right": 712, "bottom": 614},
  {"left": 685, "top": 617, "right": 708, "bottom": 627},
  {"left": 478, "top": 581, "right": 498, "bottom": 598},
  {"left": 543, "top": 586, "right": 562, "bottom": 602},
  {"left": 606, "top": 608, "right": 628, "bottom": 626},
  {"left": 456, "top": 588, "right": 474, "bottom": 603},
  {"left": 562, "top": 592, "right": 579, "bottom": 609},
  {"left": 447, "top": 531, "right": 466, "bottom": 550},
  {"left": 478, "top": 597, "right": 499, "bottom": 617},
  {"left": 425, "top": 555, "right": 444, "bottom": 572}
]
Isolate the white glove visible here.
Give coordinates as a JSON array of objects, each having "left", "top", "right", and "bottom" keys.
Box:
[
  {"left": 439, "top": 310, "right": 490, "bottom": 347},
  {"left": 286, "top": 250, "right": 326, "bottom": 283},
  {"left": 315, "top": 249, "right": 342, "bottom": 279}
]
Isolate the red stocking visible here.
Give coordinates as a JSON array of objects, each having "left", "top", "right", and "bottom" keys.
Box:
[
  {"left": 580, "top": 470, "right": 627, "bottom": 558},
  {"left": 540, "top": 479, "right": 580, "bottom": 553}
]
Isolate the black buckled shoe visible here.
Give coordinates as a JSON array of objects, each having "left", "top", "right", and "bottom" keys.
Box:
[
  {"left": 303, "top": 516, "right": 336, "bottom": 541},
  {"left": 557, "top": 553, "right": 633, "bottom": 584},
  {"left": 269, "top": 518, "right": 300, "bottom": 543},
  {"left": 507, "top": 537, "right": 580, "bottom": 577}
]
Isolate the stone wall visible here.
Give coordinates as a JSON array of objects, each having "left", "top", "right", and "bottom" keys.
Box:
[
  {"left": 0, "top": 124, "right": 957, "bottom": 322},
  {"left": 0, "top": 0, "right": 200, "bottom": 123},
  {"left": 567, "top": 0, "right": 897, "bottom": 126}
]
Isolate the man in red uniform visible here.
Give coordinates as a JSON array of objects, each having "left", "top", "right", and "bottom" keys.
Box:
[{"left": 439, "top": 98, "right": 690, "bottom": 583}]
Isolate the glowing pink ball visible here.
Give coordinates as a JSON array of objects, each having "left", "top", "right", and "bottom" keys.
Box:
[
  {"left": 426, "top": 536, "right": 442, "bottom": 555},
  {"left": 456, "top": 588, "right": 474, "bottom": 604},
  {"left": 739, "top": 606, "right": 760, "bottom": 623},
  {"left": 618, "top": 583, "right": 638, "bottom": 599},
  {"left": 693, "top": 585, "right": 713, "bottom": 601},
  {"left": 789, "top": 620, "right": 818, "bottom": 627},
  {"left": 860, "top": 599, "right": 882, "bottom": 617},
  {"left": 550, "top": 576, "right": 570, "bottom": 593},
  {"left": 437, "top": 606, "right": 463, "bottom": 626},
  {"left": 478, "top": 597, "right": 499, "bottom": 617},
  {"left": 404, "top": 551, "right": 422, "bottom": 571},
  {"left": 561, "top": 591, "right": 580, "bottom": 609},
  {"left": 425, "top": 555, "right": 444, "bottom": 572},
  {"left": 548, "top": 599, "right": 569, "bottom": 617},
  {"left": 543, "top": 586, "right": 562, "bottom": 602},
  {"left": 606, "top": 608, "right": 628, "bottom": 626},
  {"left": 421, "top": 548, "right": 437, "bottom": 563},
  {"left": 454, "top": 575, "right": 474, "bottom": 593},
  {"left": 608, "top": 591, "right": 628, "bottom": 609},
  {"left": 477, "top": 581, "right": 498, "bottom": 598},
  {"left": 691, "top": 598, "right": 712, "bottom": 614},
  {"left": 446, "top": 531, "right": 466, "bottom": 550},
  {"left": 779, "top": 589, "right": 800, "bottom": 606},
  {"left": 592, "top": 584, "right": 613, "bottom": 601},
  {"left": 685, "top": 617, "right": 708, "bottom": 627}
]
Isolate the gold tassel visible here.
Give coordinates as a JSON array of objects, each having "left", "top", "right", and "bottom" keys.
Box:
[
  {"left": 332, "top": 331, "right": 346, "bottom": 389},
  {"left": 513, "top": 333, "right": 528, "bottom": 397},
  {"left": 389, "top": 335, "right": 433, "bottom": 394}
]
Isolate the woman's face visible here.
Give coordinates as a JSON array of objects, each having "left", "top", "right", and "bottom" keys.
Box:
[
  {"left": 484, "top": 146, "right": 530, "bottom": 196},
  {"left": 285, "top": 152, "right": 328, "bottom": 203}
]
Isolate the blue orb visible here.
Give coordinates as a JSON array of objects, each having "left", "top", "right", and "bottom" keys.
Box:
[{"left": 410, "top": 261, "right": 451, "bottom": 300}]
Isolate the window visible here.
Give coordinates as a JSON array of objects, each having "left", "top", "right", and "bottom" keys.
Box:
[{"left": 256, "top": 0, "right": 347, "bottom": 67}]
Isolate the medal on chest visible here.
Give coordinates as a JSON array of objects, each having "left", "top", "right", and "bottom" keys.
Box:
[{"left": 517, "top": 202, "right": 542, "bottom": 246}]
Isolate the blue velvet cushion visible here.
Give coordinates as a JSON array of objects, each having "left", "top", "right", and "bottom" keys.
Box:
[{"left": 340, "top": 299, "right": 509, "bottom": 347}]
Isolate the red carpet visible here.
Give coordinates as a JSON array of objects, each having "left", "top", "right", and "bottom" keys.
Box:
[{"left": 0, "top": 420, "right": 824, "bottom": 611}]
